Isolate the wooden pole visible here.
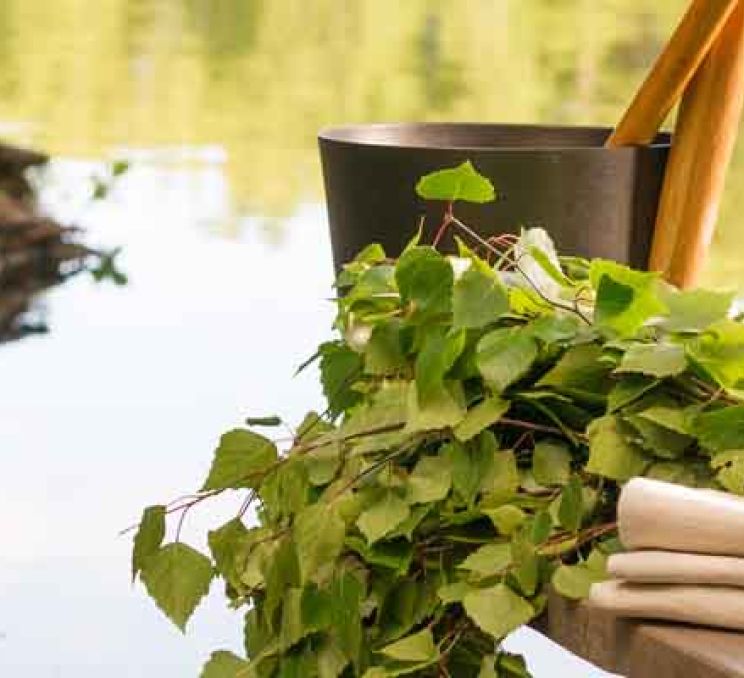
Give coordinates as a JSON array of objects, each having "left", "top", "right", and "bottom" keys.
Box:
[
  {"left": 647, "top": 71, "right": 704, "bottom": 271},
  {"left": 666, "top": 3, "right": 744, "bottom": 288},
  {"left": 606, "top": 0, "right": 738, "bottom": 148}
]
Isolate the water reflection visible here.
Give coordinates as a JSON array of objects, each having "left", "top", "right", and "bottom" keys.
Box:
[
  {"left": 0, "top": 0, "right": 741, "bottom": 286},
  {"left": 0, "top": 147, "right": 88, "bottom": 342}
]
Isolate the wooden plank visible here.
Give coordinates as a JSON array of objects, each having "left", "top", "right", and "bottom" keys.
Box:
[
  {"left": 630, "top": 624, "right": 744, "bottom": 678},
  {"left": 542, "top": 591, "right": 744, "bottom": 677}
]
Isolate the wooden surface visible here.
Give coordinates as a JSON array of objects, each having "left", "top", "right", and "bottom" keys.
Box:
[{"left": 542, "top": 590, "right": 744, "bottom": 677}]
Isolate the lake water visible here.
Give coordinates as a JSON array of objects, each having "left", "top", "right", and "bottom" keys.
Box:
[{"left": 0, "top": 1, "right": 741, "bottom": 676}]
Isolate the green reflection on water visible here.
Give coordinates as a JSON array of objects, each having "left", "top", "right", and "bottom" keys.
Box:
[{"left": 0, "top": 0, "right": 741, "bottom": 287}]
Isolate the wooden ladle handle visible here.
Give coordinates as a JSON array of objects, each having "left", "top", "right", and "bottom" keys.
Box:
[
  {"left": 606, "top": 0, "right": 739, "bottom": 148},
  {"left": 664, "top": 3, "right": 744, "bottom": 287}
]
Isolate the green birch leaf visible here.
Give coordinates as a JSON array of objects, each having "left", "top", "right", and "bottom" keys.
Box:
[
  {"left": 532, "top": 441, "right": 571, "bottom": 486},
  {"left": 478, "top": 656, "right": 498, "bottom": 678},
  {"left": 202, "top": 429, "right": 278, "bottom": 491},
  {"left": 132, "top": 504, "right": 166, "bottom": 582},
  {"left": 511, "top": 535, "right": 539, "bottom": 596},
  {"left": 244, "top": 606, "right": 274, "bottom": 659},
  {"left": 330, "top": 572, "right": 364, "bottom": 667},
  {"left": 406, "top": 455, "right": 452, "bottom": 504},
  {"left": 365, "top": 320, "right": 407, "bottom": 375},
  {"left": 530, "top": 510, "right": 553, "bottom": 544},
  {"left": 317, "top": 636, "right": 348, "bottom": 678},
  {"left": 686, "top": 321, "right": 744, "bottom": 389},
  {"left": 476, "top": 328, "right": 538, "bottom": 392},
  {"left": 538, "top": 344, "right": 613, "bottom": 404},
  {"left": 200, "top": 650, "right": 251, "bottom": 678},
  {"left": 377, "top": 577, "right": 441, "bottom": 644},
  {"left": 551, "top": 564, "right": 599, "bottom": 600},
  {"left": 712, "top": 450, "right": 744, "bottom": 495},
  {"left": 527, "top": 314, "right": 582, "bottom": 344},
  {"left": 296, "top": 411, "right": 334, "bottom": 441},
  {"left": 437, "top": 581, "right": 473, "bottom": 605},
  {"left": 624, "top": 414, "right": 693, "bottom": 459},
  {"left": 481, "top": 448, "right": 519, "bottom": 505},
  {"left": 484, "top": 505, "right": 526, "bottom": 536},
  {"left": 260, "top": 459, "right": 309, "bottom": 520},
  {"left": 261, "top": 537, "right": 301, "bottom": 625},
  {"left": 463, "top": 584, "right": 534, "bottom": 639},
  {"left": 385, "top": 505, "right": 431, "bottom": 542},
  {"left": 497, "top": 652, "right": 531, "bottom": 678},
  {"left": 378, "top": 628, "right": 437, "bottom": 663},
  {"left": 415, "top": 328, "right": 466, "bottom": 405},
  {"left": 342, "top": 381, "right": 408, "bottom": 438},
  {"left": 445, "top": 439, "right": 494, "bottom": 506},
  {"left": 279, "top": 589, "right": 305, "bottom": 649},
  {"left": 660, "top": 288, "right": 735, "bottom": 332},
  {"left": 693, "top": 406, "right": 744, "bottom": 452},
  {"left": 528, "top": 245, "right": 575, "bottom": 287},
  {"left": 586, "top": 547, "right": 609, "bottom": 576},
  {"left": 415, "top": 161, "right": 495, "bottom": 203},
  {"left": 590, "top": 260, "right": 666, "bottom": 337},
  {"left": 140, "top": 543, "right": 213, "bottom": 631},
  {"left": 208, "top": 517, "right": 248, "bottom": 586},
  {"left": 636, "top": 404, "right": 691, "bottom": 435},
  {"left": 357, "top": 492, "right": 411, "bottom": 543},
  {"left": 282, "top": 586, "right": 332, "bottom": 649},
  {"left": 304, "top": 439, "right": 341, "bottom": 486},
  {"left": 277, "top": 646, "right": 317, "bottom": 677},
  {"left": 616, "top": 342, "right": 687, "bottom": 378},
  {"left": 455, "top": 236, "right": 495, "bottom": 275},
  {"left": 453, "top": 268, "right": 509, "bottom": 330},
  {"left": 607, "top": 375, "right": 660, "bottom": 412},
  {"left": 586, "top": 416, "right": 648, "bottom": 481},
  {"left": 454, "top": 396, "right": 510, "bottom": 442},
  {"left": 558, "top": 476, "right": 583, "bottom": 532},
  {"left": 239, "top": 530, "right": 272, "bottom": 590},
  {"left": 646, "top": 460, "right": 704, "bottom": 486},
  {"left": 346, "top": 536, "right": 413, "bottom": 574},
  {"left": 319, "top": 341, "right": 364, "bottom": 417},
  {"left": 405, "top": 380, "right": 465, "bottom": 433},
  {"left": 355, "top": 243, "right": 387, "bottom": 265},
  {"left": 294, "top": 503, "right": 345, "bottom": 582},
  {"left": 458, "top": 542, "right": 512, "bottom": 577},
  {"left": 395, "top": 247, "right": 453, "bottom": 319}
]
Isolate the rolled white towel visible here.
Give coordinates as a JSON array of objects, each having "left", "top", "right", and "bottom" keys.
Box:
[
  {"left": 590, "top": 580, "right": 744, "bottom": 632},
  {"left": 608, "top": 550, "right": 744, "bottom": 587},
  {"left": 618, "top": 477, "right": 744, "bottom": 556}
]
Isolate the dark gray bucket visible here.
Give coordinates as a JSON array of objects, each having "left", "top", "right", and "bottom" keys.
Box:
[{"left": 318, "top": 123, "right": 670, "bottom": 271}]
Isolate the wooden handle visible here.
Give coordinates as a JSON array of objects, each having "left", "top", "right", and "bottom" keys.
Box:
[
  {"left": 647, "top": 71, "right": 705, "bottom": 271},
  {"left": 606, "top": 0, "right": 739, "bottom": 147},
  {"left": 666, "top": 3, "right": 744, "bottom": 287}
]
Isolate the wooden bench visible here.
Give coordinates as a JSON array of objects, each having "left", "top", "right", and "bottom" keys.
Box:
[{"left": 537, "top": 591, "right": 744, "bottom": 677}]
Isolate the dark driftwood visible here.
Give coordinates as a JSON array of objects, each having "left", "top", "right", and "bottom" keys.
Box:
[
  {"left": 0, "top": 143, "right": 47, "bottom": 169},
  {"left": 542, "top": 590, "right": 744, "bottom": 677},
  {"left": 0, "top": 140, "right": 90, "bottom": 341}
]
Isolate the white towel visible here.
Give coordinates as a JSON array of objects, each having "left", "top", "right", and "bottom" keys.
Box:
[
  {"left": 618, "top": 477, "right": 744, "bottom": 556},
  {"left": 589, "top": 580, "right": 744, "bottom": 632},
  {"left": 608, "top": 550, "right": 744, "bottom": 587}
]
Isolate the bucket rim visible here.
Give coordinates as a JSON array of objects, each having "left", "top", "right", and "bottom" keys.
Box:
[{"left": 318, "top": 122, "right": 672, "bottom": 152}]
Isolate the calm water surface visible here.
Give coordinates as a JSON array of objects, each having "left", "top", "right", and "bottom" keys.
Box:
[{"left": 0, "top": 1, "right": 741, "bottom": 676}]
